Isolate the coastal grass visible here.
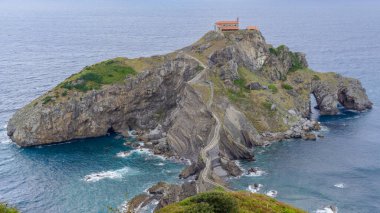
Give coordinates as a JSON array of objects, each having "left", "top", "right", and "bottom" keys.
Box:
[
  {"left": 268, "top": 84, "right": 278, "bottom": 93},
  {"left": 281, "top": 83, "right": 293, "bottom": 90},
  {"left": 0, "top": 203, "right": 19, "bottom": 213},
  {"left": 157, "top": 190, "right": 305, "bottom": 213},
  {"left": 60, "top": 58, "right": 137, "bottom": 92}
]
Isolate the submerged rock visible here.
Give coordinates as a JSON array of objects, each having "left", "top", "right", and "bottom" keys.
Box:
[{"left": 302, "top": 132, "right": 317, "bottom": 141}]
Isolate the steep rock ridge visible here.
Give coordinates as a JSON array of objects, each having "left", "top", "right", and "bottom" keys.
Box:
[
  {"left": 165, "top": 84, "right": 215, "bottom": 161},
  {"left": 7, "top": 54, "right": 201, "bottom": 146}
]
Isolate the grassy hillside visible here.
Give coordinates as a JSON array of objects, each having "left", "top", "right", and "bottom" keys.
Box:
[{"left": 157, "top": 190, "right": 305, "bottom": 213}]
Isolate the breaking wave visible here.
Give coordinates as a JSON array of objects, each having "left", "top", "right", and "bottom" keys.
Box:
[
  {"left": 247, "top": 184, "right": 263, "bottom": 193},
  {"left": 334, "top": 183, "right": 345, "bottom": 188},
  {"left": 265, "top": 190, "right": 278, "bottom": 198},
  {"left": 83, "top": 167, "right": 134, "bottom": 182}
]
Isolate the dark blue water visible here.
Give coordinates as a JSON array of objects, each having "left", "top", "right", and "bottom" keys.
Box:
[{"left": 1, "top": 0, "right": 380, "bottom": 212}]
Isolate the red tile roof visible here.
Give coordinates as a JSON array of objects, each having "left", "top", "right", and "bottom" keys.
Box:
[
  {"left": 215, "top": 20, "right": 239, "bottom": 25},
  {"left": 247, "top": 26, "right": 259, "bottom": 30},
  {"left": 218, "top": 26, "right": 239, "bottom": 31}
]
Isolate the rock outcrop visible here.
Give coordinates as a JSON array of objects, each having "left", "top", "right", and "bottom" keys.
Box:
[
  {"left": 125, "top": 181, "right": 197, "bottom": 213},
  {"left": 311, "top": 73, "right": 372, "bottom": 115}
]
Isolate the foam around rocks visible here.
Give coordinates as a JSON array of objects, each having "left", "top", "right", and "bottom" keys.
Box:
[{"left": 83, "top": 167, "right": 133, "bottom": 182}]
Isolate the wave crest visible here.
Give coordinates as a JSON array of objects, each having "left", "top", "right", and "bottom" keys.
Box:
[{"left": 83, "top": 167, "right": 134, "bottom": 182}]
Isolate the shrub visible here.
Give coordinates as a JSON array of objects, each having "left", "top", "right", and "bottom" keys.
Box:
[
  {"left": 196, "top": 65, "right": 204, "bottom": 71},
  {"left": 79, "top": 72, "right": 103, "bottom": 84},
  {"left": 312, "top": 74, "right": 321, "bottom": 81},
  {"left": 268, "top": 84, "right": 278, "bottom": 93},
  {"left": 185, "top": 203, "right": 214, "bottom": 213},
  {"left": 42, "top": 96, "right": 53, "bottom": 105},
  {"left": 61, "top": 90, "right": 68, "bottom": 96},
  {"left": 187, "top": 192, "right": 238, "bottom": 213},
  {"left": 269, "top": 45, "right": 286, "bottom": 56},
  {"left": 282, "top": 83, "right": 293, "bottom": 90},
  {"left": 269, "top": 47, "right": 278, "bottom": 56},
  {"left": 61, "top": 82, "right": 73, "bottom": 90},
  {"left": 233, "top": 78, "right": 246, "bottom": 89},
  {"left": 289, "top": 53, "right": 305, "bottom": 72}
]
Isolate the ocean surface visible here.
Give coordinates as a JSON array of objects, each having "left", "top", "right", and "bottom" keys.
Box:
[{"left": 1, "top": 0, "right": 380, "bottom": 212}]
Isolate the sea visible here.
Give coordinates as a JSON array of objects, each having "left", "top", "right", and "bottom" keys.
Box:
[{"left": 0, "top": 0, "right": 379, "bottom": 212}]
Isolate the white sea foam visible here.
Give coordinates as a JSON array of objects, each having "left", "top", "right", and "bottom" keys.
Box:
[
  {"left": 130, "top": 148, "right": 168, "bottom": 161},
  {"left": 334, "top": 183, "right": 345, "bottom": 188},
  {"left": 83, "top": 167, "right": 132, "bottom": 182},
  {"left": 316, "top": 206, "right": 338, "bottom": 213},
  {"left": 0, "top": 130, "right": 11, "bottom": 144},
  {"left": 128, "top": 130, "right": 137, "bottom": 138},
  {"left": 116, "top": 151, "right": 132, "bottom": 158},
  {"left": 155, "top": 162, "right": 165, "bottom": 166},
  {"left": 245, "top": 168, "right": 266, "bottom": 177},
  {"left": 0, "top": 137, "right": 11, "bottom": 144},
  {"left": 247, "top": 184, "right": 263, "bottom": 193},
  {"left": 320, "top": 125, "right": 329, "bottom": 132},
  {"left": 266, "top": 190, "right": 278, "bottom": 198}
]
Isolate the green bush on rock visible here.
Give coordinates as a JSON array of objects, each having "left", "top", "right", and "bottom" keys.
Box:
[
  {"left": 282, "top": 83, "right": 293, "bottom": 90},
  {"left": 268, "top": 84, "right": 278, "bottom": 93},
  {"left": 157, "top": 190, "right": 306, "bottom": 213}
]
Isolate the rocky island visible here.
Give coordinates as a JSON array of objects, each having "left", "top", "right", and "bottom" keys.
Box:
[{"left": 7, "top": 30, "right": 372, "bottom": 212}]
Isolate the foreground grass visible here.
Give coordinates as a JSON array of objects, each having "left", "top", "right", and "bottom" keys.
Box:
[
  {"left": 0, "top": 203, "right": 19, "bottom": 213},
  {"left": 157, "top": 190, "right": 305, "bottom": 213}
]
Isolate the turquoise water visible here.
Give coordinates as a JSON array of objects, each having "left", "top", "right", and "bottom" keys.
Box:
[
  {"left": 1, "top": 0, "right": 380, "bottom": 212},
  {"left": 231, "top": 110, "right": 380, "bottom": 212},
  {"left": 0, "top": 134, "right": 184, "bottom": 212}
]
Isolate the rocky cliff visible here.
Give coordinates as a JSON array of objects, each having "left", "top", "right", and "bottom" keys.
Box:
[{"left": 7, "top": 30, "right": 372, "bottom": 210}]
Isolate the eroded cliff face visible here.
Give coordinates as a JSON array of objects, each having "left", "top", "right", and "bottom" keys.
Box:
[{"left": 7, "top": 55, "right": 202, "bottom": 146}]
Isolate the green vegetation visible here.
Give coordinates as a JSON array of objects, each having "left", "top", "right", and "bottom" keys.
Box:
[
  {"left": 196, "top": 65, "right": 205, "bottom": 71},
  {"left": 157, "top": 190, "right": 305, "bottom": 213},
  {"left": 227, "top": 89, "right": 246, "bottom": 103},
  {"left": 42, "top": 96, "right": 53, "bottom": 105},
  {"left": 233, "top": 78, "right": 246, "bottom": 89},
  {"left": 312, "top": 74, "right": 321, "bottom": 81},
  {"left": 61, "top": 90, "right": 68, "bottom": 97},
  {"left": 59, "top": 58, "right": 137, "bottom": 92},
  {"left": 289, "top": 52, "right": 305, "bottom": 72},
  {"left": 269, "top": 45, "right": 306, "bottom": 72},
  {"left": 268, "top": 84, "right": 278, "bottom": 93},
  {"left": 269, "top": 45, "right": 286, "bottom": 56},
  {"left": 225, "top": 70, "right": 251, "bottom": 103},
  {"left": 281, "top": 83, "right": 293, "bottom": 90},
  {"left": 262, "top": 101, "right": 273, "bottom": 111},
  {"left": 0, "top": 203, "right": 19, "bottom": 213}
]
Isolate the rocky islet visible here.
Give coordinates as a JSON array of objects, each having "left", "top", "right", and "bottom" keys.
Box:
[{"left": 7, "top": 30, "right": 372, "bottom": 211}]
